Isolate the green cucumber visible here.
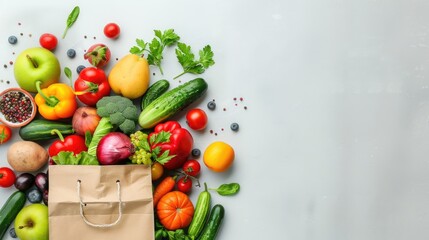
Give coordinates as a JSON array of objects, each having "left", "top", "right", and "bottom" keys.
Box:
[
  {"left": 19, "top": 119, "right": 74, "bottom": 141},
  {"left": 188, "top": 183, "right": 211, "bottom": 240},
  {"left": 0, "top": 191, "right": 26, "bottom": 239},
  {"left": 138, "top": 78, "right": 208, "bottom": 129},
  {"left": 141, "top": 79, "right": 170, "bottom": 110},
  {"left": 198, "top": 204, "right": 225, "bottom": 240}
]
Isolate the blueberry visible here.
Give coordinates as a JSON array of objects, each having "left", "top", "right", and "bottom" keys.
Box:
[
  {"left": 8, "top": 35, "right": 17, "bottom": 44},
  {"left": 230, "top": 123, "right": 239, "bottom": 131},
  {"left": 207, "top": 101, "right": 216, "bottom": 110},
  {"left": 76, "top": 65, "right": 85, "bottom": 74},
  {"left": 27, "top": 188, "right": 42, "bottom": 203},
  {"left": 9, "top": 228, "right": 17, "bottom": 238},
  {"left": 191, "top": 148, "right": 201, "bottom": 157},
  {"left": 67, "top": 49, "right": 76, "bottom": 58}
]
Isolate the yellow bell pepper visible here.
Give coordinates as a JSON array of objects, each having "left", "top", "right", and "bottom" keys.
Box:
[
  {"left": 108, "top": 54, "right": 150, "bottom": 99},
  {"left": 34, "top": 82, "right": 77, "bottom": 120}
]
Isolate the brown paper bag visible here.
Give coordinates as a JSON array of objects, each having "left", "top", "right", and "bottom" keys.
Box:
[{"left": 48, "top": 165, "right": 154, "bottom": 240}]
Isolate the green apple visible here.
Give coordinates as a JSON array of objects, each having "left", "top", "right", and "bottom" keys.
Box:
[
  {"left": 14, "top": 203, "right": 49, "bottom": 240},
  {"left": 14, "top": 47, "right": 61, "bottom": 93}
]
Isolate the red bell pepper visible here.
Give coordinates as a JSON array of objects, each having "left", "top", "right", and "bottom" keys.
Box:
[
  {"left": 48, "top": 129, "right": 88, "bottom": 157},
  {"left": 148, "top": 121, "right": 193, "bottom": 170},
  {"left": 74, "top": 67, "right": 111, "bottom": 106}
]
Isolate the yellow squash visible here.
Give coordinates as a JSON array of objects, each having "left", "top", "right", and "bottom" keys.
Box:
[{"left": 108, "top": 54, "right": 150, "bottom": 99}]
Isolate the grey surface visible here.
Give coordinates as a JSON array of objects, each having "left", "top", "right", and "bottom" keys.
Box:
[{"left": 1, "top": 0, "right": 429, "bottom": 239}]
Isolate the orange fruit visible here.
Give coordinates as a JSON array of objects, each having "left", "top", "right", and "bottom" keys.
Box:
[{"left": 203, "top": 141, "right": 235, "bottom": 172}]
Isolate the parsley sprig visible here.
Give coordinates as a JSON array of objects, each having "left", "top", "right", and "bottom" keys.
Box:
[
  {"left": 130, "top": 29, "right": 180, "bottom": 75},
  {"left": 174, "top": 42, "right": 215, "bottom": 79}
]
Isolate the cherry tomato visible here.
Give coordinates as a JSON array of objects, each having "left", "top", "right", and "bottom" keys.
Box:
[
  {"left": 186, "top": 108, "right": 208, "bottom": 130},
  {"left": 177, "top": 176, "right": 193, "bottom": 194},
  {"left": 182, "top": 159, "right": 201, "bottom": 177},
  {"left": 0, "top": 124, "right": 12, "bottom": 144},
  {"left": 151, "top": 162, "right": 164, "bottom": 181},
  {"left": 0, "top": 167, "right": 16, "bottom": 188},
  {"left": 39, "top": 33, "right": 58, "bottom": 50},
  {"left": 104, "top": 23, "right": 121, "bottom": 39}
]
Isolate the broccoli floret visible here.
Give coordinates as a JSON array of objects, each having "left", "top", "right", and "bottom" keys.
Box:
[
  {"left": 110, "top": 112, "right": 126, "bottom": 126},
  {"left": 95, "top": 95, "right": 139, "bottom": 134},
  {"left": 122, "top": 106, "right": 139, "bottom": 121},
  {"left": 96, "top": 107, "right": 109, "bottom": 117},
  {"left": 119, "top": 119, "right": 136, "bottom": 135}
]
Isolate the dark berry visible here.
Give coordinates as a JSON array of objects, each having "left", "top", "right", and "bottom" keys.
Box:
[
  {"left": 9, "top": 228, "right": 17, "bottom": 238},
  {"left": 67, "top": 48, "right": 76, "bottom": 58},
  {"left": 8, "top": 35, "right": 17, "bottom": 44},
  {"left": 76, "top": 65, "right": 85, "bottom": 74},
  {"left": 191, "top": 148, "right": 201, "bottom": 157},
  {"left": 207, "top": 101, "right": 216, "bottom": 110},
  {"left": 27, "top": 188, "right": 43, "bottom": 203},
  {"left": 230, "top": 123, "right": 239, "bottom": 131}
]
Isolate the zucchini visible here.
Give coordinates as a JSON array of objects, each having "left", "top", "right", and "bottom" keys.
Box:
[
  {"left": 0, "top": 191, "right": 26, "bottom": 239},
  {"left": 188, "top": 183, "right": 211, "bottom": 239},
  {"left": 19, "top": 119, "right": 74, "bottom": 141},
  {"left": 138, "top": 78, "right": 208, "bottom": 129},
  {"left": 198, "top": 204, "right": 225, "bottom": 240},
  {"left": 141, "top": 79, "right": 170, "bottom": 110}
]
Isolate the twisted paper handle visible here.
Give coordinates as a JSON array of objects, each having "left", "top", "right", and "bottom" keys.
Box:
[{"left": 77, "top": 179, "right": 123, "bottom": 228}]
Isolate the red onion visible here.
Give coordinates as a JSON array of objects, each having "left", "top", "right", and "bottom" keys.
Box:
[{"left": 96, "top": 132, "right": 134, "bottom": 165}]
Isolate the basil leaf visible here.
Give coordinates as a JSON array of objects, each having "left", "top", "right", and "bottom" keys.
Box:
[
  {"left": 215, "top": 183, "right": 240, "bottom": 196},
  {"left": 64, "top": 67, "right": 72, "bottom": 84},
  {"left": 62, "top": 6, "right": 80, "bottom": 38}
]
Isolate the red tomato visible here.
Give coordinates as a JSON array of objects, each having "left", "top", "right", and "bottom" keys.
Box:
[
  {"left": 104, "top": 23, "right": 121, "bottom": 39},
  {"left": 84, "top": 43, "right": 111, "bottom": 68},
  {"left": 74, "top": 67, "right": 111, "bottom": 106},
  {"left": 182, "top": 159, "right": 201, "bottom": 177},
  {"left": 0, "top": 124, "right": 12, "bottom": 144},
  {"left": 177, "top": 177, "right": 193, "bottom": 194},
  {"left": 0, "top": 167, "right": 16, "bottom": 188},
  {"left": 39, "top": 33, "right": 58, "bottom": 50},
  {"left": 186, "top": 108, "right": 208, "bottom": 130}
]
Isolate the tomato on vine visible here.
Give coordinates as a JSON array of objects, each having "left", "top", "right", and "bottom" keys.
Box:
[
  {"left": 177, "top": 176, "right": 193, "bottom": 194},
  {"left": 182, "top": 159, "right": 201, "bottom": 177},
  {"left": 0, "top": 124, "right": 12, "bottom": 144}
]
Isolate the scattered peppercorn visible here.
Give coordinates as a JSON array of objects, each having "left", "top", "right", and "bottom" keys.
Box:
[
  {"left": 8, "top": 35, "right": 18, "bottom": 44},
  {"left": 230, "top": 123, "right": 239, "bottom": 131},
  {"left": 0, "top": 91, "right": 33, "bottom": 123}
]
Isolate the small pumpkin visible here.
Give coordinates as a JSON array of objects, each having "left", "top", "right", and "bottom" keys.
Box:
[{"left": 156, "top": 191, "right": 195, "bottom": 230}]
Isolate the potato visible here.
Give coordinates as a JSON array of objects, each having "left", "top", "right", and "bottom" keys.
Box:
[{"left": 7, "top": 141, "right": 49, "bottom": 172}]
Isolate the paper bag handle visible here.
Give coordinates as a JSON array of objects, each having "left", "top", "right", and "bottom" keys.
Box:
[{"left": 77, "top": 179, "right": 123, "bottom": 228}]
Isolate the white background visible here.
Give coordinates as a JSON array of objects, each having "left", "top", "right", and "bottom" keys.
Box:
[{"left": 1, "top": 0, "right": 429, "bottom": 239}]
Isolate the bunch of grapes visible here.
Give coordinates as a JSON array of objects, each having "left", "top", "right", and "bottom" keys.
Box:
[{"left": 129, "top": 131, "right": 152, "bottom": 165}]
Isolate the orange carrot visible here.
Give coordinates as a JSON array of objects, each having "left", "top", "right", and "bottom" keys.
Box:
[{"left": 153, "top": 175, "right": 177, "bottom": 207}]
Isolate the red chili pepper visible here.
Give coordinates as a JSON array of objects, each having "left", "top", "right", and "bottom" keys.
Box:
[
  {"left": 48, "top": 129, "right": 87, "bottom": 157},
  {"left": 74, "top": 67, "right": 111, "bottom": 106},
  {"left": 148, "top": 121, "right": 193, "bottom": 170}
]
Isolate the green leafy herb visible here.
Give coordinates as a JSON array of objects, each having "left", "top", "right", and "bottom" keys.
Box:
[
  {"left": 210, "top": 182, "right": 240, "bottom": 196},
  {"left": 149, "top": 131, "right": 171, "bottom": 145},
  {"left": 52, "top": 151, "right": 99, "bottom": 165},
  {"left": 62, "top": 6, "right": 80, "bottom": 39},
  {"left": 174, "top": 42, "right": 215, "bottom": 79},
  {"left": 64, "top": 67, "right": 72, "bottom": 85},
  {"left": 129, "top": 29, "right": 180, "bottom": 74}
]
